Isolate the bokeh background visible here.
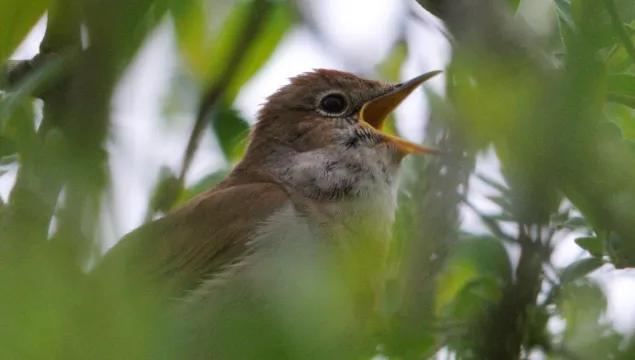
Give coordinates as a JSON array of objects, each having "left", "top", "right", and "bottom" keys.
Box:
[{"left": 2, "top": 0, "right": 635, "bottom": 358}]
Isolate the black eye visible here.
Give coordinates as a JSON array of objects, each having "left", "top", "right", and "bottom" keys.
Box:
[{"left": 318, "top": 93, "right": 348, "bottom": 115}]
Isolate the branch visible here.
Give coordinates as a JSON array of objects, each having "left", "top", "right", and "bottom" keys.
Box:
[
  {"left": 0, "top": 55, "right": 59, "bottom": 95},
  {"left": 177, "top": 0, "right": 272, "bottom": 183},
  {"left": 604, "top": 0, "right": 635, "bottom": 65}
]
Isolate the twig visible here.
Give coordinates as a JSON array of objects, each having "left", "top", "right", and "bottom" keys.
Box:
[
  {"left": 604, "top": 0, "right": 635, "bottom": 65},
  {"left": 177, "top": 0, "right": 271, "bottom": 183}
]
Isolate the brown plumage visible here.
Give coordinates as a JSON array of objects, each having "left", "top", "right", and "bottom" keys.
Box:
[{"left": 93, "top": 68, "right": 441, "bottom": 359}]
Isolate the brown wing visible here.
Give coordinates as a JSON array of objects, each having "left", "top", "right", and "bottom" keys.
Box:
[{"left": 94, "top": 181, "right": 290, "bottom": 300}]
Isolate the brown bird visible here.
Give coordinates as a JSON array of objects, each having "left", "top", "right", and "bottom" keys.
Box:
[{"left": 94, "top": 69, "right": 441, "bottom": 359}]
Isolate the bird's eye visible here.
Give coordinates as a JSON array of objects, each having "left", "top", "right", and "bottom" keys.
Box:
[{"left": 317, "top": 93, "right": 349, "bottom": 116}]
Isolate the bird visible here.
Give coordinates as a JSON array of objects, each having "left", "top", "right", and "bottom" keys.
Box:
[{"left": 93, "top": 69, "right": 441, "bottom": 359}]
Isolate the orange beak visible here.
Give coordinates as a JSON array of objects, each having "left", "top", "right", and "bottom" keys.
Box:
[{"left": 359, "top": 70, "right": 442, "bottom": 155}]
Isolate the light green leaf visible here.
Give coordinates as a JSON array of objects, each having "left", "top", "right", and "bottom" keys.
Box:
[
  {"left": 554, "top": 0, "right": 574, "bottom": 28},
  {"left": 560, "top": 258, "right": 604, "bottom": 284}
]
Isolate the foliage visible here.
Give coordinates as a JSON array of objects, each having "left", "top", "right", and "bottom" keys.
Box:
[{"left": 1, "top": 0, "right": 635, "bottom": 359}]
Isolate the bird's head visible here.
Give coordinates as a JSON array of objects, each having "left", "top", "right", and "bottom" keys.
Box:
[{"left": 249, "top": 69, "right": 441, "bottom": 159}]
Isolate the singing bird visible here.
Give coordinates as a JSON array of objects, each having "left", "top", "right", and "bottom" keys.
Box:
[{"left": 95, "top": 69, "right": 441, "bottom": 359}]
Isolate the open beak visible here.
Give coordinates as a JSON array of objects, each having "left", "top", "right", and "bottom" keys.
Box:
[{"left": 359, "top": 70, "right": 443, "bottom": 155}]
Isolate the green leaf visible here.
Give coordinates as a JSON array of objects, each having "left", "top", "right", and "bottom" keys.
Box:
[
  {"left": 149, "top": 166, "right": 183, "bottom": 214},
  {"left": 574, "top": 237, "right": 605, "bottom": 257},
  {"left": 560, "top": 258, "right": 604, "bottom": 284},
  {"left": 554, "top": 0, "right": 574, "bottom": 28},
  {"left": 0, "top": 0, "right": 50, "bottom": 62},
  {"left": 212, "top": 102, "right": 249, "bottom": 161},
  {"left": 379, "top": 41, "right": 408, "bottom": 83},
  {"left": 607, "top": 232, "right": 635, "bottom": 268},
  {"left": 0, "top": 98, "right": 36, "bottom": 162},
  {"left": 436, "top": 236, "right": 512, "bottom": 315},
  {"left": 448, "top": 276, "right": 503, "bottom": 320},
  {"left": 561, "top": 216, "right": 588, "bottom": 230},
  {"left": 607, "top": 73, "right": 635, "bottom": 97},
  {"left": 605, "top": 32, "right": 635, "bottom": 73},
  {"left": 181, "top": 169, "right": 231, "bottom": 202},
  {"left": 0, "top": 135, "right": 17, "bottom": 157},
  {"left": 507, "top": 0, "right": 521, "bottom": 12}
]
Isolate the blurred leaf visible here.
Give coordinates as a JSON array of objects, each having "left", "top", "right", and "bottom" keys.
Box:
[
  {"left": 173, "top": 0, "right": 293, "bottom": 101},
  {"left": 550, "top": 210, "right": 570, "bottom": 226},
  {"left": 0, "top": 99, "right": 36, "bottom": 162},
  {"left": 554, "top": 0, "right": 574, "bottom": 28},
  {"left": 448, "top": 276, "right": 502, "bottom": 320},
  {"left": 379, "top": 40, "right": 408, "bottom": 83},
  {"left": 574, "top": 236, "right": 605, "bottom": 257},
  {"left": 212, "top": 102, "right": 249, "bottom": 161},
  {"left": 605, "top": 32, "right": 635, "bottom": 73},
  {"left": 561, "top": 216, "right": 588, "bottom": 230},
  {"left": 0, "top": 135, "right": 17, "bottom": 157},
  {"left": 180, "top": 168, "right": 231, "bottom": 203},
  {"left": 607, "top": 74, "right": 635, "bottom": 108},
  {"left": 608, "top": 74, "right": 635, "bottom": 97},
  {"left": 559, "top": 280, "right": 619, "bottom": 358},
  {"left": 149, "top": 166, "right": 183, "bottom": 214},
  {"left": 560, "top": 257, "right": 604, "bottom": 284},
  {"left": 436, "top": 236, "right": 512, "bottom": 315},
  {"left": 607, "top": 231, "right": 635, "bottom": 268},
  {"left": 507, "top": 0, "right": 521, "bottom": 12},
  {"left": 0, "top": 0, "right": 50, "bottom": 62}
]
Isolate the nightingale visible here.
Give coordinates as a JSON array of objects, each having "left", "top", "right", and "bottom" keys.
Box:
[{"left": 94, "top": 69, "right": 441, "bottom": 359}]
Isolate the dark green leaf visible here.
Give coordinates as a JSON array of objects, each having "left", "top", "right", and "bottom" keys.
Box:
[
  {"left": 212, "top": 102, "right": 249, "bottom": 161},
  {"left": 560, "top": 258, "right": 604, "bottom": 284},
  {"left": 574, "top": 237, "right": 605, "bottom": 257}
]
